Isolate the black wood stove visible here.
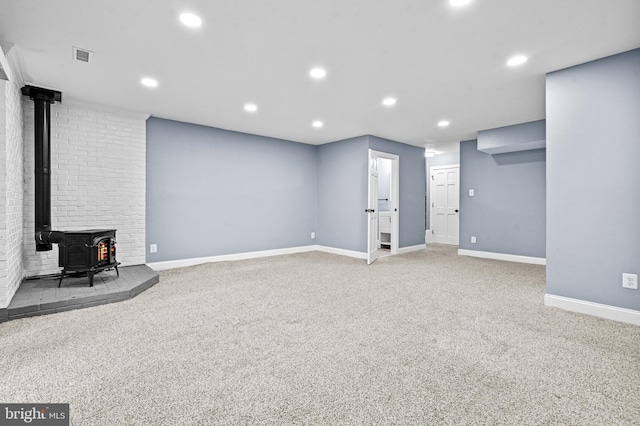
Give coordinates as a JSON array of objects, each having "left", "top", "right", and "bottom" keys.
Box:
[
  {"left": 38, "top": 230, "right": 121, "bottom": 287},
  {"left": 36, "top": 229, "right": 120, "bottom": 287},
  {"left": 23, "top": 85, "right": 121, "bottom": 288}
]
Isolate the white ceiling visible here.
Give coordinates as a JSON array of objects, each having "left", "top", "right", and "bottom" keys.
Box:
[{"left": 1, "top": 0, "right": 639, "bottom": 152}]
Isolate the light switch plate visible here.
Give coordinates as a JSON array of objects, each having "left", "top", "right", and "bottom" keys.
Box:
[{"left": 469, "top": 189, "right": 475, "bottom": 197}]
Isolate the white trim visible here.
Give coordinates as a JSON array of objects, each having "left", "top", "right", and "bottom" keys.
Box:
[
  {"left": 425, "top": 229, "right": 432, "bottom": 243},
  {"left": 315, "top": 245, "right": 367, "bottom": 260},
  {"left": 458, "top": 249, "right": 546, "bottom": 265},
  {"left": 148, "top": 243, "right": 430, "bottom": 271},
  {"left": 398, "top": 244, "right": 425, "bottom": 255},
  {"left": 147, "top": 246, "right": 317, "bottom": 271},
  {"left": 545, "top": 294, "right": 640, "bottom": 326},
  {"left": 429, "top": 164, "right": 460, "bottom": 171}
]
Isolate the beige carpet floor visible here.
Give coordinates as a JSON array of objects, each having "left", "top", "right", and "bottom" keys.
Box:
[{"left": 1, "top": 244, "right": 639, "bottom": 425}]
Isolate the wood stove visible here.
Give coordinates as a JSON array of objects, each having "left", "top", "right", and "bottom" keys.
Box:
[
  {"left": 56, "top": 230, "right": 120, "bottom": 287},
  {"left": 37, "top": 229, "right": 121, "bottom": 287}
]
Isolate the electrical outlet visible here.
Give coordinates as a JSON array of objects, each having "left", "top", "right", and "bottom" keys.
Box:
[
  {"left": 471, "top": 236, "right": 477, "bottom": 244},
  {"left": 311, "top": 232, "right": 316, "bottom": 239},
  {"left": 622, "top": 273, "right": 638, "bottom": 289},
  {"left": 150, "top": 244, "right": 157, "bottom": 253}
]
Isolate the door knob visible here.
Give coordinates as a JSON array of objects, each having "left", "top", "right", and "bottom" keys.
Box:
[{"left": 455, "top": 209, "right": 459, "bottom": 213}]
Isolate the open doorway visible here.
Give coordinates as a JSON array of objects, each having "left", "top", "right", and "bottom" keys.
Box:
[
  {"left": 367, "top": 150, "right": 399, "bottom": 264},
  {"left": 377, "top": 157, "right": 393, "bottom": 257}
]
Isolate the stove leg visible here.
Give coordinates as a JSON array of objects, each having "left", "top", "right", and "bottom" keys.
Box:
[
  {"left": 58, "top": 270, "right": 65, "bottom": 288},
  {"left": 115, "top": 265, "right": 119, "bottom": 277},
  {"left": 88, "top": 271, "right": 95, "bottom": 287}
]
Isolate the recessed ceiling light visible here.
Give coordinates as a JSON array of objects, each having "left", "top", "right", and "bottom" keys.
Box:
[
  {"left": 438, "top": 120, "right": 450, "bottom": 127},
  {"left": 179, "top": 12, "right": 202, "bottom": 28},
  {"left": 449, "top": 0, "right": 472, "bottom": 6},
  {"left": 382, "top": 97, "right": 397, "bottom": 107},
  {"left": 312, "top": 120, "right": 324, "bottom": 128},
  {"left": 244, "top": 103, "right": 258, "bottom": 112},
  {"left": 507, "top": 55, "right": 528, "bottom": 67},
  {"left": 309, "top": 68, "right": 327, "bottom": 79},
  {"left": 141, "top": 77, "right": 158, "bottom": 88}
]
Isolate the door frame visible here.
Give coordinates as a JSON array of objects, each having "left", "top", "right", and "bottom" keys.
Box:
[
  {"left": 429, "top": 164, "right": 460, "bottom": 245},
  {"left": 368, "top": 149, "right": 399, "bottom": 264}
]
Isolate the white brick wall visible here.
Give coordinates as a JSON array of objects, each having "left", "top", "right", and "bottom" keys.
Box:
[
  {"left": 23, "top": 99, "right": 148, "bottom": 277},
  {"left": 0, "top": 73, "right": 25, "bottom": 308}
]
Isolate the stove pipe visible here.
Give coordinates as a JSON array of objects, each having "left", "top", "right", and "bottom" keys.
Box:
[{"left": 21, "top": 85, "right": 62, "bottom": 251}]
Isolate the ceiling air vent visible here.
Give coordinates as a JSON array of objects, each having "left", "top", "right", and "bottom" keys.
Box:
[{"left": 72, "top": 46, "right": 92, "bottom": 63}]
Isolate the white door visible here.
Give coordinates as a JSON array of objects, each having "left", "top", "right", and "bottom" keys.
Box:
[
  {"left": 431, "top": 165, "right": 459, "bottom": 245},
  {"left": 367, "top": 153, "right": 379, "bottom": 264}
]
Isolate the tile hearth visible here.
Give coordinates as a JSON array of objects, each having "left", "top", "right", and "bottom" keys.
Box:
[{"left": 0, "top": 265, "right": 159, "bottom": 323}]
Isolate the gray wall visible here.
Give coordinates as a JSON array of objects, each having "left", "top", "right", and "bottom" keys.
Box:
[
  {"left": 425, "top": 152, "right": 460, "bottom": 230},
  {"left": 369, "top": 136, "right": 426, "bottom": 248},
  {"left": 146, "top": 117, "right": 318, "bottom": 262},
  {"left": 316, "top": 136, "right": 369, "bottom": 252},
  {"left": 477, "top": 119, "right": 546, "bottom": 154},
  {"left": 147, "top": 120, "right": 428, "bottom": 259},
  {"left": 459, "top": 139, "right": 546, "bottom": 258},
  {"left": 546, "top": 48, "right": 640, "bottom": 310}
]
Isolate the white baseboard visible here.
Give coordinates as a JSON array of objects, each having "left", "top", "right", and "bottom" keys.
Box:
[
  {"left": 458, "top": 249, "right": 546, "bottom": 265},
  {"left": 398, "top": 244, "right": 425, "bottom": 254},
  {"left": 149, "top": 243, "right": 426, "bottom": 271},
  {"left": 545, "top": 294, "right": 640, "bottom": 326},
  {"left": 147, "top": 245, "right": 317, "bottom": 271},
  {"left": 315, "top": 245, "right": 367, "bottom": 260},
  {"left": 316, "top": 244, "right": 423, "bottom": 258}
]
